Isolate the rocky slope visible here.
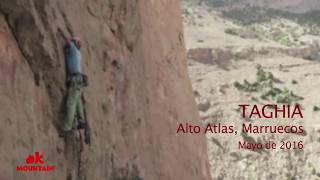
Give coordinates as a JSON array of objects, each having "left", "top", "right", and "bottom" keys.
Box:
[
  {"left": 183, "top": 2, "right": 320, "bottom": 180},
  {"left": 0, "top": 1, "right": 211, "bottom": 180},
  {"left": 205, "top": 0, "right": 320, "bottom": 13}
]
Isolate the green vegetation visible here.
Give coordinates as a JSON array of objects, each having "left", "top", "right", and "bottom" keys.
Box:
[
  {"left": 234, "top": 67, "right": 303, "bottom": 104},
  {"left": 222, "top": 7, "right": 320, "bottom": 47},
  {"left": 292, "top": 80, "right": 298, "bottom": 84},
  {"left": 313, "top": 106, "right": 320, "bottom": 111},
  {"left": 222, "top": 7, "right": 273, "bottom": 25},
  {"left": 274, "top": 34, "right": 290, "bottom": 46},
  {"left": 224, "top": 28, "right": 238, "bottom": 36},
  {"left": 249, "top": 19, "right": 309, "bottom": 47},
  {"left": 207, "top": 0, "right": 226, "bottom": 7},
  {"left": 206, "top": 0, "right": 242, "bottom": 7},
  {"left": 222, "top": 7, "right": 320, "bottom": 26}
]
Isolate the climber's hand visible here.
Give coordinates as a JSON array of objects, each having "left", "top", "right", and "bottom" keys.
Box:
[{"left": 57, "top": 28, "right": 70, "bottom": 43}]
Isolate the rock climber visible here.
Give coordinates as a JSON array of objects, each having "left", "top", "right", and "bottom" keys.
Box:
[{"left": 58, "top": 28, "right": 88, "bottom": 137}]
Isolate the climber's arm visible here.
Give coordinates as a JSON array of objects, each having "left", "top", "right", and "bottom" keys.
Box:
[{"left": 58, "top": 28, "right": 71, "bottom": 45}]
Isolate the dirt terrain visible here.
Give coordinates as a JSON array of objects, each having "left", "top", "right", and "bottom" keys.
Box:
[{"left": 183, "top": 2, "right": 320, "bottom": 180}]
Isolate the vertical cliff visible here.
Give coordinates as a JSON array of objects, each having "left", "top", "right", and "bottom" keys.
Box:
[{"left": 0, "top": 0, "right": 210, "bottom": 180}]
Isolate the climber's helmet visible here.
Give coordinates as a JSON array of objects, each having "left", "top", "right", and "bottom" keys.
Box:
[{"left": 71, "top": 37, "right": 81, "bottom": 49}]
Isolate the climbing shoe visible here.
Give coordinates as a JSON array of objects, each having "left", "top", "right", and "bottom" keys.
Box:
[{"left": 77, "top": 121, "right": 86, "bottom": 130}]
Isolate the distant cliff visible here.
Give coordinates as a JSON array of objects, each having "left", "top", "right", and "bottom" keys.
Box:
[{"left": 0, "top": 0, "right": 210, "bottom": 180}]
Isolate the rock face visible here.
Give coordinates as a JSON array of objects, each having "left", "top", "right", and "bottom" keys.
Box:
[{"left": 0, "top": 1, "right": 210, "bottom": 180}]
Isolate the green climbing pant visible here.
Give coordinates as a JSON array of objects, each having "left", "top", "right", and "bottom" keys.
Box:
[{"left": 62, "top": 83, "right": 85, "bottom": 131}]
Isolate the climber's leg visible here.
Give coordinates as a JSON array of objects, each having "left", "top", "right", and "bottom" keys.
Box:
[
  {"left": 76, "top": 90, "right": 86, "bottom": 129},
  {"left": 62, "top": 86, "right": 80, "bottom": 132},
  {"left": 77, "top": 93, "right": 85, "bottom": 121}
]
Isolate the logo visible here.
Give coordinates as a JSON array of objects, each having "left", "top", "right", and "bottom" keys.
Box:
[{"left": 16, "top": 152, "right": 55, "bottom": 172}]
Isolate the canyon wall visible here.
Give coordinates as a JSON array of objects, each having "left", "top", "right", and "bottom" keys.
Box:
[{"left": 0, "top": 0, "right": 210, "bottom": 179}]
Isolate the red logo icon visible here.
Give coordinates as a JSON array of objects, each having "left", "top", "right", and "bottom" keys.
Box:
[
  {"left": 16, "top": 152, "right": 55, "bottom": 172},
  {"left": 25, "top": 152, "right": 44, "bottom": 164}
]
